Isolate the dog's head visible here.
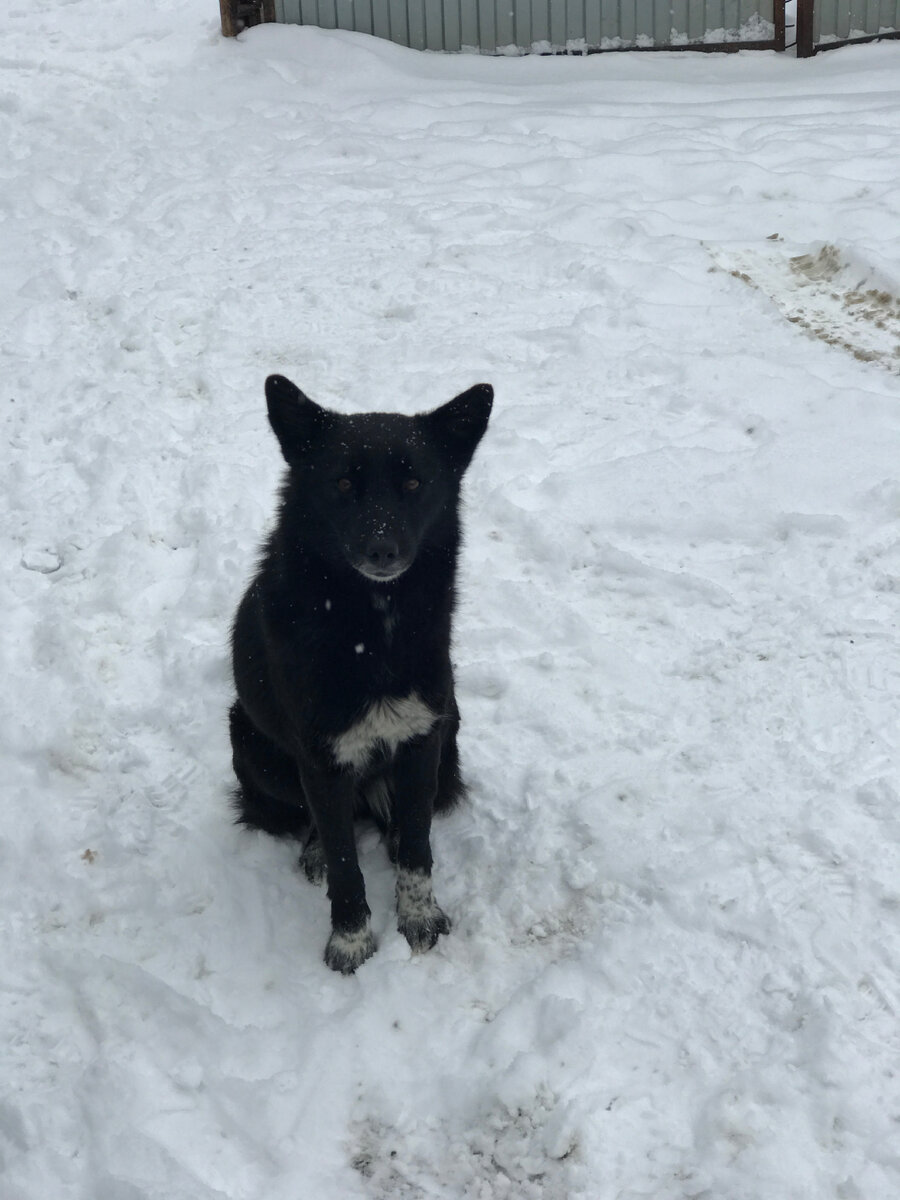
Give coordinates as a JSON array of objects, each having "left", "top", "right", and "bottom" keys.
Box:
[{"left": 264, "top": 374, "right": 493, "bottom": 582}]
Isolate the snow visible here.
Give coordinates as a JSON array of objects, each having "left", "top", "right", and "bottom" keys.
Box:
[{"left": 2, "top": 4, "right": 900, "bottom": 1197}]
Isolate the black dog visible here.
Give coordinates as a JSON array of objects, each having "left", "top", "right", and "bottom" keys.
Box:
[{"left": 229, "top": 374, "right": 492, "bottom": 973}]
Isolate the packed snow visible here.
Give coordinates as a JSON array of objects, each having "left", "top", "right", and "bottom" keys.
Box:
[{"left": 2, "top": 3, "right": 899, "bottom": 1197}]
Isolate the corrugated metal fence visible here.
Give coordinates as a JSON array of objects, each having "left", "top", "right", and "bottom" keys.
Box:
[
  {"left": 797, "top": 0, "right": 900, "bottom": 53},
  {"left": 223, "top": 0, "right": 900, "bottom": 52},
  {"left": 273, "top": 0, "right": 781, "bottom": 51}
]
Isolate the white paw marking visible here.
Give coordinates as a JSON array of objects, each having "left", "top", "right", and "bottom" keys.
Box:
[
  {"left": 396, "top": 866, "right": 436, "bottom": 917},
  {"left": 300, "top": 839, "right": 326, "bottom": 884},
  {"left": 325, "top": 921, "right": 376, "bottom": 974},
  {"left": 331, "top": 693, "right": 435, "bottom": 771},
  {"left": 396, "top": 867, "right": 450, "bottom": 953}
]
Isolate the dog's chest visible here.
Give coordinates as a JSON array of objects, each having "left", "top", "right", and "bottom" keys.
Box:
[
  {"left": 370, "top": 590, "right": 398, "bottom": 645},
  {"left": 324, "top": 589, "right": 435, "bottom": 771},
  {"left": 331, "top": 693, "right": 435, "bottom": 772}
]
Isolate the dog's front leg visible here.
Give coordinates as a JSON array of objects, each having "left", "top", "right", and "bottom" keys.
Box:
[
  {"left": 297, "top": 761, "right": 375, "bottom": 974},
  {"left": 392, "top": 733, "right": 451, "bottom": 954}
]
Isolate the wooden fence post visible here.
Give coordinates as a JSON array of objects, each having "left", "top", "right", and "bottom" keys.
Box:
[
  {"left": 795, "top": 0, "right": 816, "bottom": 55},
  {"left": 220, "top": 0, "right": 237, "bottom": 36}
]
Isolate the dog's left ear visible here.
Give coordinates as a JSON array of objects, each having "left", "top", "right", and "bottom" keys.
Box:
[{"left": 426, "top": 384, "right": 493, "bottom": 471}]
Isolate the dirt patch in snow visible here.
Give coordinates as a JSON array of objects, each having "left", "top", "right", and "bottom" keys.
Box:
[{"left": 708, "top": 241, "right": 900, "bottom": 373}]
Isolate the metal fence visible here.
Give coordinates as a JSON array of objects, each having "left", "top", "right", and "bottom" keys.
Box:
[
  {"left": 226, "top": 0, "right": 787, "bottom": 50},
  {"left": 797, "top": 0, "right": 900, "bottom": 53},
  {"left": 272, "top": 0, "right": 783, "bottom": 51},
  {"left": 221, "top": 0, "right": 900, "bottom": 52}
]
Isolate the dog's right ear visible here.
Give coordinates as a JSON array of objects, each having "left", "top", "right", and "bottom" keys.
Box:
[{"left": 265, "top": 374, "right": 331, "bottom": 462}]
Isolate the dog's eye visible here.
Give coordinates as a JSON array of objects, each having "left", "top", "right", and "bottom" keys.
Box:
[
  {"left": 403, "top": 479, "right": 420, "bottom": 493},
  {"left": 336, "top": 478, "right": 353, "bottom": 494}
]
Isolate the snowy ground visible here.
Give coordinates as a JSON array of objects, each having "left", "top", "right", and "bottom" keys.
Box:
[{"left": 3, "top": 4, "right": 900, "bottom": 1197}]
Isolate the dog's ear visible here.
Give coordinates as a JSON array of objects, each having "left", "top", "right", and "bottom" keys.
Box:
[
  {"left": 265, "top": 374, "right": 331, "bottom": 462},
  {"left": 426, "top": 384, "right": 493, "bottom": 471}
]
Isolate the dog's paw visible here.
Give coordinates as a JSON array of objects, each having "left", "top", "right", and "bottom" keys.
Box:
[
  {"left": 396, "top": 867, "right": 451, "bottom": 954},
  {"left": 398, "top": 905, "right": 451, "bottom": 954},
  {"left": 300, "top": 839, "right": 326, "bottom": 885},
  {"left": 324, "top": 922, "right": 377, "bottom": 974}
]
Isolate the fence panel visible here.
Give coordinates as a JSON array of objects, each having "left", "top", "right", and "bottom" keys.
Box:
[
  {"left": 268, "top": 0, "right": 785, "bottom": 51},
  {"left": 271, "top": 0, "right": 900, "bottom": 50},
  {"left": 797, "top": 0, "right": 900, "bottom": 53}
]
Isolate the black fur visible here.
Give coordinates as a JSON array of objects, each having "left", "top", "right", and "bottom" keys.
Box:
[{"left": 229, "top": 374, "right": 492, "bottom": 973}]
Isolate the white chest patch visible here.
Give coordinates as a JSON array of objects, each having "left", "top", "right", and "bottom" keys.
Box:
[{"left": 331, "top": 693, "right": 436, "bottom": 772}]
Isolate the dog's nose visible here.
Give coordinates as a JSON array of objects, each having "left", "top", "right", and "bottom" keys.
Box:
[{"left": 365, "top": 539, "right": 400, "bottom": 569}]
